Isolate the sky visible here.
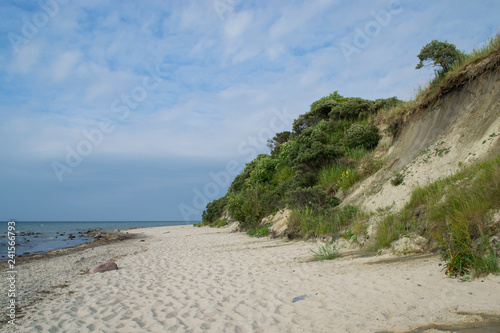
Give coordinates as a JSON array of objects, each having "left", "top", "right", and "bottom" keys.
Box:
[{"left": 0, "top": 0, "right": 498, "bottom": 222}]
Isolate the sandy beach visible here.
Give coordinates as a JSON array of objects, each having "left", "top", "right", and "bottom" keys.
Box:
[{"left": 2, "top": 225, "right": 500, "bottom": 332}]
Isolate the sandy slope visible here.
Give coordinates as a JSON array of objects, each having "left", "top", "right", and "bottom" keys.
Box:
[
  {"left": 7, "top": 225, "right": 500, "bottom": 333},
  {"left": 345, "top": 70, "right": 500, "bottom": 212}
]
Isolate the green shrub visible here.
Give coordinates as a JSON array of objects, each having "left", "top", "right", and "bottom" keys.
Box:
[
  {"left": 319, "top": 164, "right": 346, "bottom": 192},
  {"left": 293, "top": 91, "right": 345, "bottom": 135},
  {"left": 373, "top": 155, "right": 500, "bottom": 278},
  {"left": 288, "top": 205, "right": 360, "bottom": 239},
  {"left": 286, "top": 186, "right": 340, "bottom": 209},
  {"left": 202, "top": 196, "right": 228, "bottom": 224},
  {"left": 247, "top": 223, "right": 272, "bottom": 237},
  {"left": 330, "top": 97, "right": 375, "bottom": 120},
  {"left": 345, "top": 146, "right": 369, "bottom": 161},
  {"left": 291, "top": 123, "right": 345, "bottom": 171},
  {"left": 227, "top": 187, "right": 262, "bottom": 227},
  {"left": 344, "top": 124, "right": 380, "bottom": 149},
  {"left": 472, "top": 236, "right": 500, "bottom": 278},
  {"left": 374, "top": 97, "right": 403, "bottom": 112},
  {"left": 247, "top": 154, "right": 278, "bottom": 186},
  {"left": 311, "top": 243, "right": 339, "bottom": 260},
  {"left": 375, "top": 214, "right": 405, "bottom": 249},
  {"left": 434, "top": 210, "right": 475, "bottom": 277},
  {"left": 337, "top": 168, "right": 360, "bottom": 190},
  {"left": 433, "top": 213, "right": 499, "bottom": 278},
  {"left": 228, "top": 160, "right": 258, "bottom": 193},
  {"left": 210, "top": 219, "right": 228, "bottom": 228},
  {"left": 391, "top": 172, "right": 404, "bottom": 186}
]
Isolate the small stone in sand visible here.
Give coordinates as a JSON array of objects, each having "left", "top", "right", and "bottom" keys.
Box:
[
  {"left": 89, "top": 262, "right": 118, "bottom": 274},
  {"left": 292, "top": 295, "right": 306, "bottom": 303}
]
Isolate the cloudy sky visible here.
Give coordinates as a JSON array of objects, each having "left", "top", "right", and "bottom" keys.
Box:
[{"left": 1, "top": 0, "right": 498, "bottom": 222}]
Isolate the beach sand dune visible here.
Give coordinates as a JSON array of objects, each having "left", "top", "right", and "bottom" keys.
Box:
[{"left": 7, "top": 225, "right": 500, "bottom": 332}]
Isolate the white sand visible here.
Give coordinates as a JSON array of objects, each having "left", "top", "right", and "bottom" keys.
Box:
[{"left": 7, "top": 225, "right": 500, "bottom": 332}]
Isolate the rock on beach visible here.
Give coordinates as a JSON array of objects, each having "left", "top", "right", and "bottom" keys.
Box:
[{"left": 89, "top": 261, "right": 118, "bottom": 274}]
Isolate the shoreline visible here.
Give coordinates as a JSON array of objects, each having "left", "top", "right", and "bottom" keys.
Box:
[
  {"left": 9, "top": 229, "right": 142, "bottom": 264},
  {"left": 1, "top": 221, "right": 192, "bottom": 260},
  {"left": 3, "top": 224, "right": 500, "bottom": 332},
  {"left": 0, "top": 229, "right": 150, "bottom": 327}
]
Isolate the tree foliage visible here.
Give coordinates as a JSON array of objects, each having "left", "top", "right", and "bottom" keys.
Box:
[
  {"left": 416, "top": 40, "right": 462, "bottom": 72},
  {"left": 293, "top": 91, "right": 344, "bottom": 135},
  {"left": 267, "top": 131, "right": 291, "bottom": 151},
  {"left": 202, "top": 196, "right": 228, "bottom": 224},
  {"left": 202, "top": 92, "right": 394, "bottom": 233},
  {"left": 344, "top": 124, "right": 380, "bottom": 149}
]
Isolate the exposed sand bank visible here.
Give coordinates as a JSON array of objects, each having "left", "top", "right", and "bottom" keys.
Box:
[{"left": 3, "top": 225, "right": 500, "bottom": 332}]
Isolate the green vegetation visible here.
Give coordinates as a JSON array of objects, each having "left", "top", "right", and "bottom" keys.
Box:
[
  {"left": 344, "top": 124, "right": 380, "bottom": 149},
  {"left": 311, "top": 243, "right": 339, "bottom": 261},
  {"left": 413, "top": 33, "right": 500, "bottom": 110},
  {"left": 416, "top": 40, "right": 463, "bottom": 73},
  {"left": 202, "top": 196, "right": 228, "bottom": 225},
  {"left": 210, "top": 219, "right": 228, "bottom": 228},
  {"left": 373, "top": 155, "right": 500, "bottom": 277},
  {"left": 201, "top": 33, "right": 500, "bottom": 277},
  {"left": 247, "top": 223, "right": 272, "bottom": 237},
  {"left": 391, "top": 172, "right": 404, "bottom": 186},
  {"left": 287, "top": 205, "right": 361, "bottom": 239},
  {"left": 202, "top": 91, "right": 401, "bottom": 236}
]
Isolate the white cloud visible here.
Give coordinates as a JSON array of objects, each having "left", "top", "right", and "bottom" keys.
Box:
[
  {"left": 9, "top": 42, "right": 41, "bottom": 74},
  {"left": 1, "top": 0, "right": 500, "bottom": 220},
  {"left": 52, "top": 50, "right": 82, "bottom": 81},
  {"left": 224, "top": 10, "right": 254, "bottom": 39}
]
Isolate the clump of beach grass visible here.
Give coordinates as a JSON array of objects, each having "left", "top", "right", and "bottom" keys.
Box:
[
  {"left": 372, "top": 154, "right": 500, "bottom": 278},
  {"left": 311, "top": 243, "right": 339, "bottom": 261}
]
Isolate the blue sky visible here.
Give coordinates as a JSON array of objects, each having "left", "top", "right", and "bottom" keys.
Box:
[{"left": 0, "top": 0, "right": 498, "bottom": 222}]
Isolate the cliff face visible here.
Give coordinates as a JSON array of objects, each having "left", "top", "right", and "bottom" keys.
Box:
[{"left": 345, "top": 68, "right": 500, "bottom": 212}]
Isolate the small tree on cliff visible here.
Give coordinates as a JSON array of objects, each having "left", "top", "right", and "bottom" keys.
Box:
[{"left": 416, "top": 40, "right": 462, "bottom": 73}]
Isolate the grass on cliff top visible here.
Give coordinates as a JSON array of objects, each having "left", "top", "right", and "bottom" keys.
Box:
[
  {"left": 373, "top": 154, "right": 500, "bottom": 278},
  {"left": 419, "top": 33, "right": 500, "bottom": 104},
  {"left": 382, "top": 33, "right": 500, "bottom": 127}
]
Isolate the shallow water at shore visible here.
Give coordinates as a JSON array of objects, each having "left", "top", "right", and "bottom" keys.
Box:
[{"left": 0, "top": 221, "right": 192, "bottom": 259}]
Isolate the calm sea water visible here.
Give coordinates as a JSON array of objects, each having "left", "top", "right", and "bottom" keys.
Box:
[{"left": 0, "top": 221, "right": 193, "bottom": 260}]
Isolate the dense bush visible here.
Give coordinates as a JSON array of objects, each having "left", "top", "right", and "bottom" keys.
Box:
[
  {"left": 267, "top": 131, "right": 291, "bottom": 151},
  {"left": 329, "top": 97, "right": 375, "bottom": 120},
  {"left": 293, "top": 91, "right": 344, "bottom": 135},
  {"left": 247, "top": 154, "right": 278, "bottom": 186},
  {"left": 202, "top": 196, "right": 228, "bottom": 224},
  {"left": 344, "top": 124, "right": 380, "bottom": 149},
  {"left": 287, "top": 205, "right": 360, "bottom": 238},
  {"left": 202, "top": 91, "right": 383, "bottom": 235},
  {"left": 374, "top": 96, "right": 403, "bottom": 111},
  {"left": 227, "top": 159, "right": 257, "bottom": 194},
  {"left": 286, "top": 185, "right": 340, "bottom": 209}
]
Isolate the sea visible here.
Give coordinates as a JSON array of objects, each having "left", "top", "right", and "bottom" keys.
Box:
[{"left": 0, "top": 221, "right": 193, "bottom": 260}]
